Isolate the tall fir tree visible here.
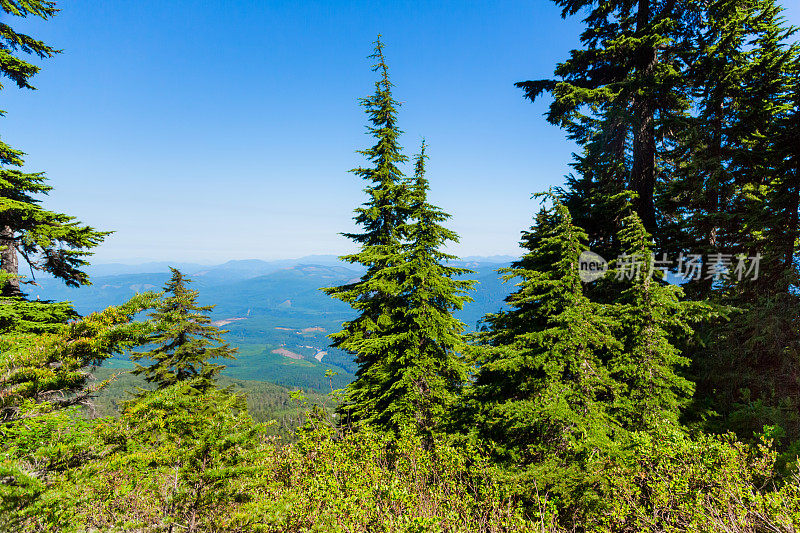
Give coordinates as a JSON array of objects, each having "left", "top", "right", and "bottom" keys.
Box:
[
  {"left": 518, "top": 0, "right": 800, "bottom": 449},
  {"left": 606, "top": 211, "right": 709, "bottom": 431},
  {"left": 657, "top": 0, "right": 748, "bottom": 297},
  {"left": 469, "top": 195, "right": 622, "bottom": 505},
  {"left": 657, "top": 0, "right": 799, "bottom": 297},
  {"left": 324, "top": 37, "right": 411, "bottom": 428},
  {"left": 326, "top": 43, "right": 475, "bottom": 436},
  {"left": 358, "top": 141, "right": 474, "bottom": 436},
  {"left": 131, "top": 268, "right": 235, "bottom": 395},
  {"left": 671, "top": 0, "right": 800, "bottom": 445},
  {"left": 739, "top": 0, "right": 800, "bottom": 296},
  {"left": 0, "top": 0, "right": 108, "bottom": 296}
]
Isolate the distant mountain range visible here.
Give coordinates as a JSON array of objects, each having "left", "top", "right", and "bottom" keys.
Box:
[
  {"left": 29, "top": 256, "right": 515, "bottom": 391},
  {"left": 79, "top": 255, "right": 351, "bottom": 278}
]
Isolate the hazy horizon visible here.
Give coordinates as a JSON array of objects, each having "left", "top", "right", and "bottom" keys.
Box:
[{"left": 82, "top": 252, "right": 519, "bottom": 267}]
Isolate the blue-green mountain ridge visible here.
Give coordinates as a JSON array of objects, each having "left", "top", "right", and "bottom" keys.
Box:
[{"left": 30, "top": 256, "right": 514, "bottom": 391}]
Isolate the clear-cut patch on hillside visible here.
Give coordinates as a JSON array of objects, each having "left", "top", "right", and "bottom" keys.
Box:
[{"left": 272, "top": 348, "right": 303, "bottom": 360}]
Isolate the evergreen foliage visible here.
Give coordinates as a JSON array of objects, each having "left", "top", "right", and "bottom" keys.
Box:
[
  {"left": 362, "top": 141, "right": 474, "bottom": 436},
  {"left": 519, "top": 0, "right": 800, "bottom": 455},
  {"left": 104, "top": 382, "right": 261, "bottom": 533},
  {"left": 326, "top": 42, "right": 474, "bottom": 436},
  {"left": 0, "top": 270, "right": 76, "bottom": 333},
  {"left": 0, "top": 292, "right": 156, "bottom": 421},
  {"left": 4, "top": 5, "right": 800, "bottom": 531},
  {"left": 516, "top": 0, "right": 692, "bottom": 235},
  {"left": 469, "top": 195, "right": 621, "bottom": 505},
  {"left": 657, "top": 0, "right": 800, "bottom": 298},
  {"left": 606, "top": 211, "right": 710, "bottom": 431},
  {"left": 131, "top": 268, "right": 235, "bottom": 394},
  {"left": 656, "top": 0, "right": 800, "bottom": 445},
  {"left": 0, "top": 0, "right": 108, "bottom": 296},
  {"left": 324, "top": 36, "right": 410, "bottom": 428},
  {"left": 0, "top": 0, "right": 59, "bottom": 91}
]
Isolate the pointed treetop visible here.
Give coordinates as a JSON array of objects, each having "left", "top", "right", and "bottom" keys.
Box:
[
  {"left": 130, "top": 268, "right": 236, "bottom": 396},
  {"left": 340, "top": 36, "right": 408, "bottom": 252},
  {"left": 369, "top": 34, "right": 391, "bottom": 91},
  {"left": 331, "top": 136, "right": 474, "bottom": 436},
  {"left": 412, "top": 139, "right": 428, "bottom": 192}
]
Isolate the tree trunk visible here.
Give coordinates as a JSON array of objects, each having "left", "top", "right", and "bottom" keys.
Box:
[
  {"left": 630, "top": 0, "right": 658, "bottom": 233},
  {"left": 697, "top": 100, "right": 724, "bottom": 297},
  {"left": 0, "top": 225, "right": 21, "bottom": 296},
  {"left": 780, "top": 128, "right": 800, "bottom": 292}
]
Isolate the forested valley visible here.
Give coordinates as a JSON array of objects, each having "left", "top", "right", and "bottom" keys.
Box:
[{"left": 2, "top": 1, "right": 800, "bottom": 531}]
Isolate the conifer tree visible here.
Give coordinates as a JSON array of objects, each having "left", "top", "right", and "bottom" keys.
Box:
[
  {"left": 518, "top": 0, "right": 800, "bottom": 448},
  {"left": 607, "top": 211, "right": 708, "bottom": 431},
  {"left": 666, "top": 0, "right": 800, "bottom": 443},
  {"left": 657, "top": 0, "right": 799, "bottom": 297},
  {"left": 469, "top": 195, "right": 621, "bottom": 502},
  {"left": 131, "top": 269, "right": 235, "bottom": 394},
  {"left": 558, "top": 140, "right": 632, "bottom": 266},
  {"left": 120, "top": 382, "right": 260, "bottom": 532},
  {"left": 657, "top": 0, "right": 747, "bottom": 297},
  {"left": 0, "top": 0, "right": 109, "bottom": 296},
  {"left": 355, "top": 141, "right": 474, "bottom": 435},
  {"left": 0, "top": 292, "right": 156, "bottom": 421},
  {"left": 0, "top": 271, "right": 75, "bottom": 333},
  {"left": 517, "top": 0, "right": 694, "bottom": 234},
  {"left": 739, "top": 0, "right": 800, "bottom": 295},
  {"left": 324, "top": 37, "right": 410, "bottom": 428},
  {"left": 327, "top": 42, "right": 475, "bottom": 435}
]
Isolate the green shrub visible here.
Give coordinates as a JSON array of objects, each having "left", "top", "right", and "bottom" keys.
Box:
[
  {"left": 591, "top": 424, "right": 800, "bottom": 532},
  {"left": 234, "top": 425, "right": 546, "bottom": 532}
]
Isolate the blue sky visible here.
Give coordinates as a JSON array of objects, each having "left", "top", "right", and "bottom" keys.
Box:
[{"left": 4, "top": 1, "right": 800, "bottom": 263}]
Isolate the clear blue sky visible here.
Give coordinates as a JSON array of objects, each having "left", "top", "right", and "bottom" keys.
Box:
[{"left": 4, "top": 1, "right": 800, "bottom": 263}]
